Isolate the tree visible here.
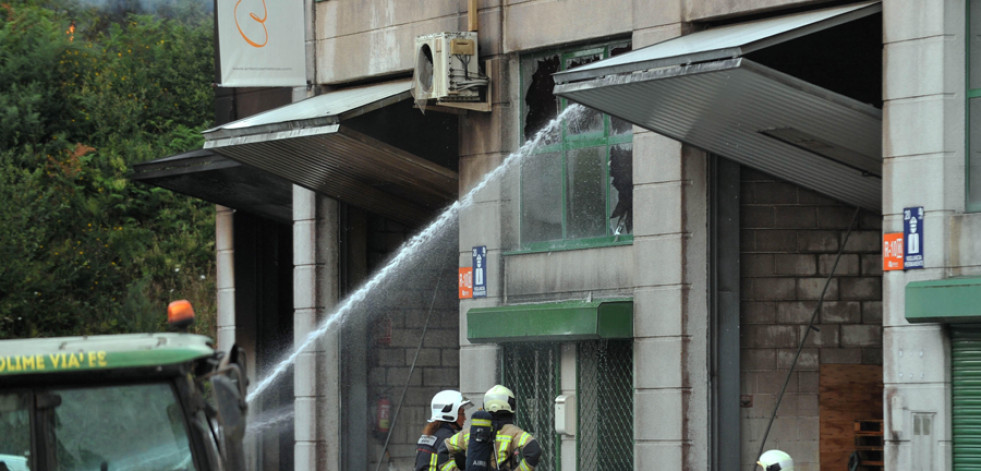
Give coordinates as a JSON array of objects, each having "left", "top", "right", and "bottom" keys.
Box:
[{"left": 0, "top": 0, "right": 217, "bottom": 338}]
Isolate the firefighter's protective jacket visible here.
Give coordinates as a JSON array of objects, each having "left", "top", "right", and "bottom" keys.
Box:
[
  {"left": 437, "top": 421, "right": 542, "bottom": 471},
  {"left": 415, "top": 422, "right": 459, "bottom": 471}
]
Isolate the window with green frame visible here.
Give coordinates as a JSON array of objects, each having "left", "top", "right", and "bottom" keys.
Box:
[
  {"left": 969, "top": 1, "right": 981, "bottom": 210},
  {"left": 519, "top": 41, "right": 633, "bottom": 250}
]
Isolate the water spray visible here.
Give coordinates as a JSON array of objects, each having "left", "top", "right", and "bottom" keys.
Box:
[{"left": 246, "top": 104, "right": 586, "bottom": 406}]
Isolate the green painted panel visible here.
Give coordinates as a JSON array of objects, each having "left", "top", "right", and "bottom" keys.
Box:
[
  {"left": 906, "top": 278, "right": 981, "bottom": 323},
  {"left": 467, "top": 299, "right": 632, "bottom": 342},
  {"left": 0, "top": 333, "right": 215, "bottom": 376}
]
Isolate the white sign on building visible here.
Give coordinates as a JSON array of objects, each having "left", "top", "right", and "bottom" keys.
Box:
[{"left": 217, "top": 0, "right": 306, "bottom": 87}]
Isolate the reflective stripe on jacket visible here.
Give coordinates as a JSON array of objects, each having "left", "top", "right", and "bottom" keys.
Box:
[
  {"left": 438, "top": 423, "right": 541, "bottom": 471},
  {"left": 415, "top": 423, "right": 458, "bottom": 471}
]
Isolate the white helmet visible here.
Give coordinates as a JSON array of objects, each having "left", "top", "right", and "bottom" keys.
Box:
[
  {"left": 483, "top": 385, "right": 516, "bottom": 413},
  {"left": 428, "top": 390, "right": 472, "bottom": 423},
  {"left": 758, "top": 450, "right": 794, "bottom": 471}
]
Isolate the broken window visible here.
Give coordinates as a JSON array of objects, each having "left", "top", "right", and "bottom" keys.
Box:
[{"left": 519, "top": 41, "right": 632, "bottom": 249}]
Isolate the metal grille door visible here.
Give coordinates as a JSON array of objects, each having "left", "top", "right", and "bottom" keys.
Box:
[
  {"left": 502, "top": 343, "right": 559, "bottom": 471},
  {"left": 578, "top": 339, "right": 634, "bottom": 470},
  {"left": 953, "top": 326, "right": 981, "bottom": 470}
]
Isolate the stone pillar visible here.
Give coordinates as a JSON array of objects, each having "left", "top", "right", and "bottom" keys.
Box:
[
  {"left": 882, "top": 1, "right": 963, "bottom": 470},
  {"left": 457, "top": 56, "right": 509, "bottom": 403},
  {"left": 216, "top": 205, "right": 236, "bottom": 353},
  {"left": 293, "top": 186, "right": 341, "bottom": 471}
]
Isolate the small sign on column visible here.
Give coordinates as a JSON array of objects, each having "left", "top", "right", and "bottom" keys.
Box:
[
  {"left": 882, "top": 232, "right": 903, "bottom": 272},
  {"left": 459, "top": 267, "right": 473, "bottom": 299},
  {"left": 903, "top": 206, "right": 924, "bottom": 270},
  {"left": 472, "top": 246, "right": 487, "bottom": 298}
]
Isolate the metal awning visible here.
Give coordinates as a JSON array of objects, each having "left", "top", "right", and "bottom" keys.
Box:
[
  {"left": 203, "top": 78, "right": 458, "bottom": 225},
  {"left": 906, "top": 278, "right": 981, "bottom": 324},
  {"left": 467, "top": 299, "right": 633, "bottom": 343},
  {"left": 553, "top": 1, "right": 882, "bottom": 210},
  {"left": 131, "top": 149, "right": 294, "bottom": 222}
]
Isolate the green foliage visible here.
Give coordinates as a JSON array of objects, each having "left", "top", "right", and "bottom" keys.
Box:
[{"left": 0, "top": 0, "right": 217, "bottom": 339}]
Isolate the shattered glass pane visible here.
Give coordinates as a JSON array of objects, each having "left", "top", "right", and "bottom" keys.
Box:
[
  {"left": 611, "top": 117, "right": 632, "bottom": 136},
  {"left": 565, "top": 53, "right": 603, "bottom": 136},
  {"left": 566, "top": 146, "right": 606, "bottom": 239},
  {"left": 608, "top": 143, "right": 633, "bottom": 235},
  {"left": 524, "top": 55, "right": 560, "bottom": 142},
  {"left": 521, "top": 152, "right": 563, "bottom": 243}
]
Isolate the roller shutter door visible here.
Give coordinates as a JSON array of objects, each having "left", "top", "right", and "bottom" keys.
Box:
[{"left": 953, "top": 326, "right": 981, "bottom": 469}]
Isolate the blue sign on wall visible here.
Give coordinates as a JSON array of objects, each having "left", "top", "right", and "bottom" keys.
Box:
[
  {"left": 903, "top": 206, "right": 924, "bottom": 270},
  {"left": 472, "top": 246, "right": 487, "bottom": 298}
]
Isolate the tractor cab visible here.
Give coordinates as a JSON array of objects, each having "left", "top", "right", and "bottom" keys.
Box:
[{"left": 0, "top": 302, "right": 247, "bottom": 471}]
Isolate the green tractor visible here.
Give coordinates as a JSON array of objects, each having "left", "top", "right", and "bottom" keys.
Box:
[{"left": 0, "top": 301, "right": 248, "bottom": 471}]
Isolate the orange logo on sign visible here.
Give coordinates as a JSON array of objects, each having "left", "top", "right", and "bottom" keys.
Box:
[
  {"left": 883, "top": 232, "right": 904, "bottom": 271},
  {"left": 234, "top": 0, "right": 269, "bottom": 48},
  {"left": 459, "top": 267, "right": 473, "bottom": 299}
]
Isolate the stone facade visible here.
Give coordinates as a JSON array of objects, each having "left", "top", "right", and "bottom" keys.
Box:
[{"left": 205, "top": 1, "right": 981, "bottom": 470}]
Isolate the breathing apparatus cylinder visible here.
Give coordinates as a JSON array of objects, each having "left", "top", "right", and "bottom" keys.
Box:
[{"left": 465, "top": 410, "right": 495, "bottom": 471}]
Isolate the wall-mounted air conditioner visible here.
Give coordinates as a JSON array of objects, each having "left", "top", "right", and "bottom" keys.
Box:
[{"left": 413, "top": 32, "right": 486, "bottom": 103}]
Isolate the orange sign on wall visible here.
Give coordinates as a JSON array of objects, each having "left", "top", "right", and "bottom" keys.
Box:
[
  {"left": 459, "top": 267, "right": 473, "bottom": 299},
  {"left": 883, "top": 232, "right": 904, "bottom": 271}
]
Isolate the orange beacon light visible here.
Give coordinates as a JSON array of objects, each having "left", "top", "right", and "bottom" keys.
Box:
[{"left": 167, "top": 299, "right": 195, "bottom": 330}]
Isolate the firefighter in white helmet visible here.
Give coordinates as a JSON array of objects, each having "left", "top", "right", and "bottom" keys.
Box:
[
  {"left": 758, "top": 449, "right": 794, "bottom": 471},
  {"left": 438, "top": 384, "right": 542, "bottom": 471},
  {"left": 415, "top": 390, "right": 472, "bottom": 471}
]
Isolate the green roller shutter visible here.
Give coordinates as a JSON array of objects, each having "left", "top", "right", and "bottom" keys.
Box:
[{"left": 953, "top": 326, "right": 981, "bottom": 469}]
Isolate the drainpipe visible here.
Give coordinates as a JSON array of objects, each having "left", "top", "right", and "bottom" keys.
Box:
[{"left": 468, "top": 0, "right": 478, "bottom": 32}]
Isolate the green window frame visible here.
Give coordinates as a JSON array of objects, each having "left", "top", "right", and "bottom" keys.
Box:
[
  {"left": 517, "top": 40, "right": 633, "bottom": 252},
  {"left": 968, "top": 1, "right": 981, "bottom": 210}
]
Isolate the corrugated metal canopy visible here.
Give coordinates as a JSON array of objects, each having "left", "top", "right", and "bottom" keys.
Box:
[
  {"left": 203, "top": 78, "right": 458, "bottom": 225},
  {"left": 131, "top": 149, "right": 293, "bottom": 222},
  {"left": 553, "top": 1, "right": 882, "bottom": 210}
]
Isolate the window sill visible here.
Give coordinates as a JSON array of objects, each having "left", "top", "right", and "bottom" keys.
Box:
[{"left": 504, "top": 235, "right": 633, "bottom": 255}]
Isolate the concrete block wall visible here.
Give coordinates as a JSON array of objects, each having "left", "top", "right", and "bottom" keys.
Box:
[
  {"left": 739, "top": 168, "right": 883, "bottom": 471},
  {"left": 362, "top": 215, "right": 462, "bottom": 470}
]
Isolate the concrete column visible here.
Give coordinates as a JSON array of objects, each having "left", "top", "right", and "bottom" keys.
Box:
[
  {"left": 293, "top": 186, "right": 341, "bottom": 471},
  {"left": 457, "top": 55, "right": 510, "bottom": 404},
  {"left": 626, "top": 13, "right": 695, "bottom": 470},
  {"left": 882, "top": 1, "right": 964, "bottom": 470},
  {"left": 216, "top": 205, "right": 236, "bottom": 353}
]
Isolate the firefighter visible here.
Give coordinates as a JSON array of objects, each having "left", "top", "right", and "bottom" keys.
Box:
[
  {"left": 415, "top": 390, "right": 472, "bottom": 471},
  {"left": 757, "top": 449, "right": 794, "bottom": 471},
  {"left": 438, "top": 385, "right": 542, "bottom": 471}
]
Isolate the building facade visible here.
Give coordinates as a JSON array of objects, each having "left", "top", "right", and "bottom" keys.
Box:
[{"left": 132, "top": 0, "right": 981, "bottom": 470}]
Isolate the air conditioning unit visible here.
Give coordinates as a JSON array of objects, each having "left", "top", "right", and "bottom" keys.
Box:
[{"left": 413, "top": 32, "right": 485, "bottom": 103}]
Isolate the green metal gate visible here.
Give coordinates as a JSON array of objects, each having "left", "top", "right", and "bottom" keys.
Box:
[
  {"left": 502, "top": 343, "right": 559, "bottom": 471},
  {"left": 578, "top": 339, "right": 633, "bottom": 470},
  {"left": 953, "top": 326, "right": 981, "bottom": 469}
]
